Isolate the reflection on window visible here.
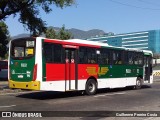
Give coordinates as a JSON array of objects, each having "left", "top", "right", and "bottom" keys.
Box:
[
  {"left": 14, "top": 47, "right": 24, "bottom": 57},
  {"left": 87, "top": 48, "right": 97, "bottom": 64},
  {"left": 11, "top": 39, "right": 35, "bottom": 59},
  {"left": 79, "top": 47, "right": 97, "bottom": 64},
  {"left": 98, "top": 49, "right": 110, "bottom": 65},
  {"left": 125, "top": 52, "right": 143, "bottom": 65},
  {"left": 128, "top": 52, "right": 134, "bottom": 64},
  {"left": 113, "top": 51, "right": 122, "bottom": 64}
]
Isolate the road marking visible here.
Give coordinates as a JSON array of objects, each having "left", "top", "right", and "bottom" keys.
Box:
[
  {"left": 94, "top": 92, "right": 126, "bottom": 97},
  {"left": 0, "top": 105, "right": 16, "bottom": 108}
]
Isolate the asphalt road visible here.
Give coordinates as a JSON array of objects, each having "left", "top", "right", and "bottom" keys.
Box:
[{"left": 0, "top": 82, "right": 160, "bottom": 120}]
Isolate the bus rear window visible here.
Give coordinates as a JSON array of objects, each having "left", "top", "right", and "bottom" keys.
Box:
[{"left": 11, "top": 38, "right": 35, "bottom": 59}]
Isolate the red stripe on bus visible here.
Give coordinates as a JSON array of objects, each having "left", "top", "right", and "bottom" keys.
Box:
[
  {"left": 45, "top": 63, "right": 98, "bottom": 81},
  {"left": 44, "top": 39, "right": 101, "bottom": 48}
]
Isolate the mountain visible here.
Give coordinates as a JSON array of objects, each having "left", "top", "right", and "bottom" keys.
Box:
[
  {"left": 68, "top": 28, "right": 105, "bottom": 39},
  {"left": 12, "top": 33, "right": 30, "bottom": 39},
  {"left": 12, "top": 28, "right": 108, "bottom": 39},
  {"left": 45, "top": 27, "right": 107, "bottom": 39}
]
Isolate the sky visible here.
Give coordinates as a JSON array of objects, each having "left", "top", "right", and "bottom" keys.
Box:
[{"left": 4, "top": 0, "right": 160, "bottom": 36}]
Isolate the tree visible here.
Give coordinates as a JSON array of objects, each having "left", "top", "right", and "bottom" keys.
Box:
[
  {"left": 45, "top": 27, "right": 57, "bottom": 39},
  {"left": 45, "top": 25, "right": 72, "bottom": 40},
  {"left": 57, "top": 25, "right": 72, "bottom": 39},
  {"left": 0, "top": 0, "right": 75, "bottom": 36},
  {"left": 0, "top": 21, "right": 10, "bottom": 58}
]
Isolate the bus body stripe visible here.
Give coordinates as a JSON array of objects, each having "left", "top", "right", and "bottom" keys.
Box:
[{"left": 44, "top": 39, "right": 101, "bottom": 48}]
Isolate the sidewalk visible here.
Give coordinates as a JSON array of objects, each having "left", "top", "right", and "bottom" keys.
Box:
[
  {"left": 0, "top": 80, "right": 8, "bottom": 89},
  {"left": 0, "top": 80, "right": 23, "bottom": 94}
]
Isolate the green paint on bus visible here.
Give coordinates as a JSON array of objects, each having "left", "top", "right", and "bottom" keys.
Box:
[{"left": 10, "top": 57, "right": 35, "bottom": 82}]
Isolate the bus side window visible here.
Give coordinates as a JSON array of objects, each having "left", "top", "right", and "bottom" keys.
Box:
[
  {"left": 113, "top": 51, "right": 122, "bottom": 64},
  {"left": 44, "top": 43, "right": 63, "bottom": 63},
  {"left": 138, "top": 53, "right": 143, "bottom": 65},
  {"left": 128, "top": 52, "right": 134, "bottom": 64},
  {"left": 139, "top": 56, "right": 143, "bottom": 65},
  {"left": 79, "top": 47, "right": 87, "bottom": 63},
  {"left": 79, "top": 47, "right": 97, "bottom": 64},
  {"left": 98, "top": 48, "right": 110, "bottom": 65},
  {"left": 134, "top": 55, "right": 139, "bottom": 65},
  {"left": 87, "top": 48, "right": 97, "bottom": 64},
  {"left": 134, "top": 52, "right": 143, "bottom": 65},
  {"left": 43, "top": 43, "right": 53, "bottom": 62},
  {"left": 53, "top": 44, "right": 63, "bottom": 63}
]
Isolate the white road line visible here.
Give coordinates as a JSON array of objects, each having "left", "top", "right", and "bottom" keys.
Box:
[
  {"left": 94, "top": 92, "right": 126, "bottom": 97},
  {"left": 0, "top": 105, "right": 16, "bottom": 108}
]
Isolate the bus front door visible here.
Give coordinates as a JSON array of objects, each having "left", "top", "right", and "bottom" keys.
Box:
[
  {"left": 144, "top": 56, "right": 152, "bottom": 81},
  {"left": 65, "top": 49, "right": 78, "bottom": 91}
]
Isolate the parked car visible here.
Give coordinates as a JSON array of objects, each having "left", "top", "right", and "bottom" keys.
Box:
[{"left": 0, "top": 60, "right": 8, "bottom": 80}]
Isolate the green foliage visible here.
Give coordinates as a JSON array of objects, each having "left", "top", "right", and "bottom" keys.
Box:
[
  {"left": 45, "top": 25, "right": 72, "bottom": 40},
  {"left": 0, "top": 21, "right": 10, "bottom": 58},
  {"left": 0, "top": 0, "right": 75, "bottom": 36},
  {"left": 45, "top": 27, "right": 57, "bottom": 39}
]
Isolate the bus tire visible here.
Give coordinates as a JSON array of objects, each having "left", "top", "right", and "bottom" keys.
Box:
[
  {"left": 85, "top": 79, "right": 97, "bottom": 95},
  {"left": 135, "top": 77, "right": 142, "bottom": 89}
]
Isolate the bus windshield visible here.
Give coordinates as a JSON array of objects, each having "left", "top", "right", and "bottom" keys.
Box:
[{"left": 11, "top": 38, "right": 35, "bottom": 59}]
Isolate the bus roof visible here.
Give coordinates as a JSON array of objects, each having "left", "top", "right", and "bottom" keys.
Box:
[
  {"left": 64, "top": 39, "right": 109, "bottom": 47},
  {"left": 44, "top": 37, "right": 127, "bottom": 50},
  {"left": 40, "top": 37, "right": 153, "bottom": 54},
  {"left": 12, "top": 37, "right": 153, "bottom": 54},
  {"left": 142, "top": 50, "right": 153, "bottom": 56}
]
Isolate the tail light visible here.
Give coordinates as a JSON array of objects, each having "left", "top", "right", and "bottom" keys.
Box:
[{"left": 33, "top": 64, "right": 37, "bottom": 81}]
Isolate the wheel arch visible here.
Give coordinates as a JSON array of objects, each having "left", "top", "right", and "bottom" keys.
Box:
[
  {"left": 137, "top": 75, "right": 143, "bottom": 80},
  {"left": 86, "top": 76, "right": 98, "bottom": 87}
]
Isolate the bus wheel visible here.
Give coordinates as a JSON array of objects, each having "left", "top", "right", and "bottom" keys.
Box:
[
  {"left": 135, "top": 77, "right": 142, "bottom": 89},
  {"left": 85, "top": 79, "right": 97, "bottom": 95}
]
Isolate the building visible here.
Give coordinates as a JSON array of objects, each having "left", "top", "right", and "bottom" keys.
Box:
[{"left": 87, "top": 30, "right": 160, "bottom": 54}]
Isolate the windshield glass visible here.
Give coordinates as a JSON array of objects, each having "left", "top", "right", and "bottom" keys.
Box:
[{"left": 11, "top": 38, "right": 35, "bottom": 59}]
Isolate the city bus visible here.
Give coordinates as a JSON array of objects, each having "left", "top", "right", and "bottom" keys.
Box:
[{"left": 8, "top": 37, "right": 153, "bottom": 95}]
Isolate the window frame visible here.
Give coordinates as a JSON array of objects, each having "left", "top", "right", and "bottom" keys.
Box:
[
  {"left": 125, "top": 51, "right": 144, "bottom": 65},
  {"left": 97, "top": 48, "right": 111, "bottom": 65},
  {"left": 112, "top": 50, "right": 123, "bottom": 65},
  {"left": 43, "top": 42, "right": 64, "bottom": 64},
  {"left": 10, "top": 38, "right": 36, "bottom": 60},
  {"left": 78, "top": 46, "right": 98, "bottom": 64}
]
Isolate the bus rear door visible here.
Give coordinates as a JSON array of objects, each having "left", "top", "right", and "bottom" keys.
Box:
[{"left": 65, "top": 49, "right": 78, "bottom": 91}]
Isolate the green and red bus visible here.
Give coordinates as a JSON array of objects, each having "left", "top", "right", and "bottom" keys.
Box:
[{"left": 8, "top": 37, "right": 153, "bottom": 95}]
